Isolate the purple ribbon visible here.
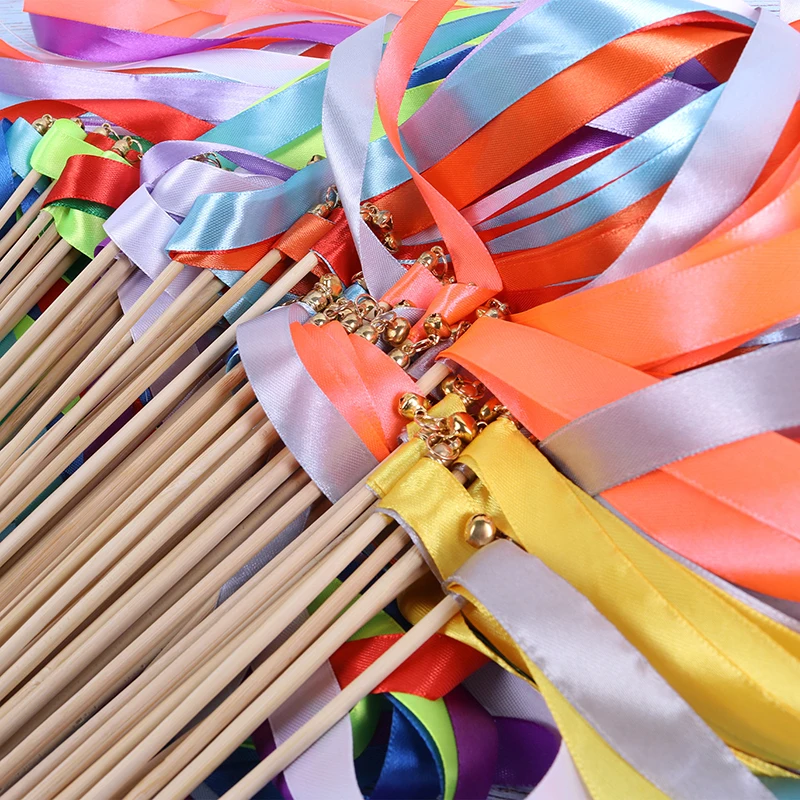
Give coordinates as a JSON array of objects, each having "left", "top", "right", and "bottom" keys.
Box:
[
  {"left": 29, "top": 14, "right": 239, "bottom": 61},
  {"left": 250, "top": 22, "right": 359, "bottom": 46}
]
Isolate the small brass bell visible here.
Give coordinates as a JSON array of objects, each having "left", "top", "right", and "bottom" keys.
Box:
[
  {"left": 398, "top": 392, "right": 430, "bottom": 419},
  {"left": 478, "top": 397, "right": 505, "bottom": 423},
  {"left": 383, "top": 316, "right": 411, "bottom": 346},
  {"left": 355, "top": 324, "right": 379, "bottom": 343},
  {"left": 303, "top": 289, "right": 328, "bottom": 313},
  {"left": 423, "top": 313, "right": 451, "bottom": 340},
  {"left": 388, "top": 349, "right": 411, "bottom": 369},
  {"left": 318, "top": 273, "right": 344, "bottom": 297},
  {"left": 383, "top": 232, "right": 401, "bottom": 252},
  {"left": 446, "top": 412, "right": 478, "bottom": 443},
  {"left": 465, "top": 514, "right": 497, "bottom": 548},
  {"left": 440, "top": 375, "right": 458, "bottom": 395},
  {"left": 307, "top": 154, "right": 325, "bottom": 164},
  {"left": 339, "top": 312, "right": 362, "bottom": 334},
  {"left": 308, "top": 313, "right": 328, "bottom": 327},
  {"left": 357, "top": 296, "right": 379, "bottom": 321}
]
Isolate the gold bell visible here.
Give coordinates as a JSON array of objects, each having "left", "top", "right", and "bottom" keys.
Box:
[
  {"left": 355, "top": 324, "right": 379, "bottom": 343},
  {"left": 446, "top": 412, "right": 478, "bottom": 443},
  {"left": 389, "top": 349, "right": 411, "bottom": 369},
  {"left": 423, "top": 313, "right": 452, "bottom": 340},
  {"left": 398, "top": 392, "right": 430, "bottom": 419},
  {"left": 339, "top": 312, "right": 362, "bottom": 334},
  {"left": 440, "top": 375, "right": 458, "bottom": 395},
  {"left": 318, "top": 273, "right": 344, "bottom": 297},
  {"left": 357, "top": 296, "right": 379, "bottom": 321},
  {"left": 307, "top": 154, "right": 325, "bottom": 164},
  {"left": 383, "top": 316, "right": 411, "bottom": 347},
  {"left": 374, "top": 209, "right": 393, "bottom": 229},
  {"left": 465, "top": 514, "right": 497, "bottom": 548},
  {"left": 478, "top": 397, "right": 505, "bottom": 423},
  {"left": 382, "top": 232, "right": 401, "bottom": 252},
  {"left": 69, "top": 116, "right": 86, "bottom": 130},
  {"left": 308, "top": 313, "right": 328, "bottom": 327},
  {"left": 32, "top": 114, "right": 55, "bottom": 135},
  {"left": 303, "top": 289, "right": 328, "bottom": 313}
]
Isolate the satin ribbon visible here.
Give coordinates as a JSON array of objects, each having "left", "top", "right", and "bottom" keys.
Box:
[
  {"left": 371, "top": 427, "right": 796, "bottom": 792},
  {"left": 446, "top": 318, "right": 800, "bottom": 600},
  {"left": 172, "top": 17, "right": 751, "bottom": 270},
  {"left": 586, "top": 9, "right": 800, "bottom": 289},
  {"left": 540, "top": 338, "right": 800, "bottom": 496},
  {"left": 450, "top": 541, "right": 772, "bottom": 800}
]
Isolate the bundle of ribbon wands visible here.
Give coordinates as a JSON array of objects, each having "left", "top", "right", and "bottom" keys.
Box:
[{"left": 0, "top": 0, "right": 799, "bottom": 797}]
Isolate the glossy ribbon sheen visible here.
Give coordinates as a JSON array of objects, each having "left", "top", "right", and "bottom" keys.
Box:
[
  {"left": 238, "top": 304, "right": 378, "bottom": 502},
  {"left": 541, "top": 338, "right": 800, "bottom": 495},
  {"left": 451, "top": 540, "right": 773, "bottom": 800},
  {"left": 588, "top": 9, "right": 800, "bottom": 288}
]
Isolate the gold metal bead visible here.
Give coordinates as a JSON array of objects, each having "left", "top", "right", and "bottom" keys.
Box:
[
  {"left": 389, "top": 348, "right": 411, "bottom": 369},
  {"left": 308, "top": 313, "right": 328, "bottom": 327},
  {"left": 382, "top": 232, "right": 401, "bottom": 253},
  {"left": 70, "top": 116, "right": 86, "bottom": 129},
  {"left": 374, "top": 209, "right": 393, "bottom": 229},
  {"left": 465, "top": 514, "right": 497, "bottom": 548},
  {"left": 355, "top": 324, "right": 379, "bottom": 343},
  {"left": 357, "top": 296, "right": 379, "bottom": 321},
  {"left": 32, "top": 114, "right": 55, "bottom": 135},
  {"left": 478, "top": 397, "right": 504, "bottom": 423},
  {"left": 423, "top": 313, "right": 451, "bottom": 340},
  {"left": 440, "top": 375, "right": 458, "bottom": 395},
  {"left": 446, "top": 412, "right": 478, "bottom": 443},
  {"left": 318, "top": 273, "right": 344, "bottom": 297},
  {"left": 339, "top": 312, "right": 361, "bottom": 334},
  {"left": 303, "top": 289, "right": 328, "bottom": 313},
  {"left": 398, "top": 392, "right": 430, "bottom": 419},
  {"left": 307, "top": 154, "right": 325, "bottom": 164},
  {"left": 383, "top": 316, "right": 411, "bottom": 346}
]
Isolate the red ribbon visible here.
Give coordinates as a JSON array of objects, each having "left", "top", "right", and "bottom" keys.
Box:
[{"left": 330, "top": 633, "right": 488, "bottom": 699}]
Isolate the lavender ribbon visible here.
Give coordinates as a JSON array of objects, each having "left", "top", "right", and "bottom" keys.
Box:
[
  {"left": 0, "top": 60, "right": 272, "bottom": 123},
  {"left": 450, "top": 540, "right": 774, "bottom": 800},
  {"left": 237, "top": 304, "right": 379, "bottom": 503},
  {"left": 541, "top": 339, "right": 800, "bottom": 496},
  {"left": 321, "top": 15, "right": 406, "bottom": 299},
  {"left": 588, "top": 9, "right": 800, "bottom": 288}
]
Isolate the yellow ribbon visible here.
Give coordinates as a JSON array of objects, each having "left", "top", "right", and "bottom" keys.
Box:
[{"left": 369, "top": 419, "right": 800, "bottom": 794}]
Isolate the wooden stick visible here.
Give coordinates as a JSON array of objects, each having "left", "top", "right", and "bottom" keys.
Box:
[
  {"left": 0, "top": 433, "right": 294, "bottom": 718},
  {"left": 0, "top": 183, "right": 53, "bottom": 261},
  {"left": 0, "top": 299, "right": 122, "bottom": 445},
  {"left": 0, "top": 361, "right": 240, "bottom": 595},
  {"left": 0, "top": 476, "right": 318, "bottom": 795},
  {"left": 0, "top": 250, "right": 313, "bottom": 558},
  {"left": 0, "top": 255, "right": 133, "bottom": 430},
  {"left": 0, "top": 385, "right": 257, "bottom": 637},
  {"left": 70, "top": 526, "right": 412, "bottom": 800},
  {"left": 0, "top": 170, "right": 42, "bottom": 231},
  {"left": 0, "top": 400, "right": 271, "bottom": 680},
  {"left": 0, "top": 260, "right": 200, "bottom": 477},
  {"left": 0, "top": 365, "right": 237, "bottom": 619},
  {"left": 221, "top": 594, "right": 462, "bottom": 800},
  {"left": 147, "top": 549, "right": 430, "bottom": 800},
  {"left": 0, "top": 469, "right": 307, "bottom": 769},
  {"left": 0, "top": 225, "right": 63, "bottom": 312},
  {"left": 0, "top": 242, "right": 121, "bottom": 387},
  {"left": 0, "top": 210, "right": 53, "bottom": 284}
]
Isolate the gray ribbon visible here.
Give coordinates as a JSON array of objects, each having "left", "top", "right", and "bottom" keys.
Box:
[
  {"left": 541, "top": 339, "right": 800, "bottom": 495},
  {"left": 238, "top": 304, "right": 379, "bottom": 502},
  {"left": 450, "top": 540, "right": 773, "bottom": 800}
]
